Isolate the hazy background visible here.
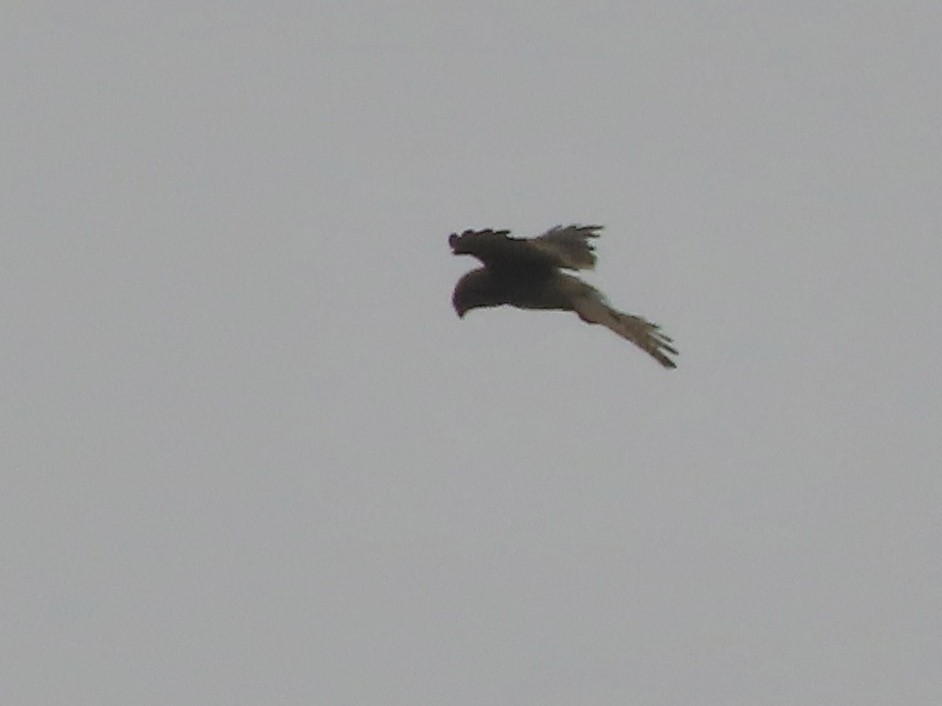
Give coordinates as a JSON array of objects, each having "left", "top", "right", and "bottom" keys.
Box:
[{"left": 3, "top": 2, "right": 940, "bottom": 704}]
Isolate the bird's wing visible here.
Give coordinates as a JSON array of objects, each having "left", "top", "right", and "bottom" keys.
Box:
[
  {"left": 448, "top": 224, "right": 601, "bottom": 271},
  {"left": 572, "top": 294, "right": 678, "bottom": 369}
]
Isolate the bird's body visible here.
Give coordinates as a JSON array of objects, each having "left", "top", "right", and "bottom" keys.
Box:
[
  {"left": 453, "top": 268, "right": 592, "bottom": 311},
  {"left": 449, "top": 225, "right": 678, "bottom": 368}
]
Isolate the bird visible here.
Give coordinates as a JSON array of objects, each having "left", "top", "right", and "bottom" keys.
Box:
[{"left": 449, "top": 224, "right": 678, "bottom": 368}]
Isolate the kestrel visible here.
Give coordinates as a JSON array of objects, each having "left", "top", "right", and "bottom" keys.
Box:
[{"left": 449, "top": 225, "right": 677, "bottom": 368}]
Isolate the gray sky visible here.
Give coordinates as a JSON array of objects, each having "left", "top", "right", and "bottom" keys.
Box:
[{"left": 3, "top": 2, "right": 941, "bottom": 704}]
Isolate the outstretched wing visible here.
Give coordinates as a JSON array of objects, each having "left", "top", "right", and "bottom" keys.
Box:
[
  {"left": 448, "top": 224, "right": 601, "bottom": 271},
  {"left": 572, "top": 294, "right": 678, "bottom": 369}
]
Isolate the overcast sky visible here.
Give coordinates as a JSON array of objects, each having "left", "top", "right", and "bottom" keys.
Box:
[{"left": 3, "top": 2, "right": 941, "bottom": 704}]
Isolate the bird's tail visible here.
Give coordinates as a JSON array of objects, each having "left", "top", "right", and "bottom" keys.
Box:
[{"left": 574, "top": 299, "right": 678, "bottom": 368}]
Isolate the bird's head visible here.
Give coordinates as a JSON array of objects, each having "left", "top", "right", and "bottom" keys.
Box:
[
  {"left": 452, "top": 269, "right": 495, "bottom": 318},
  {"left": 453, "top": 297, "right": 469, "bottom": 318}
]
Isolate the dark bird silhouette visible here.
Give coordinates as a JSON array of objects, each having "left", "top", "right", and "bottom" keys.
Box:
[{"left": 449, "top": 225, "right": 678, "bottom": 368}]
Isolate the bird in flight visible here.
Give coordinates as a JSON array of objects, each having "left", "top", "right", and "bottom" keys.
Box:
[{"left": 449, "top": 225, "right": 678, "bottom": 368}]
